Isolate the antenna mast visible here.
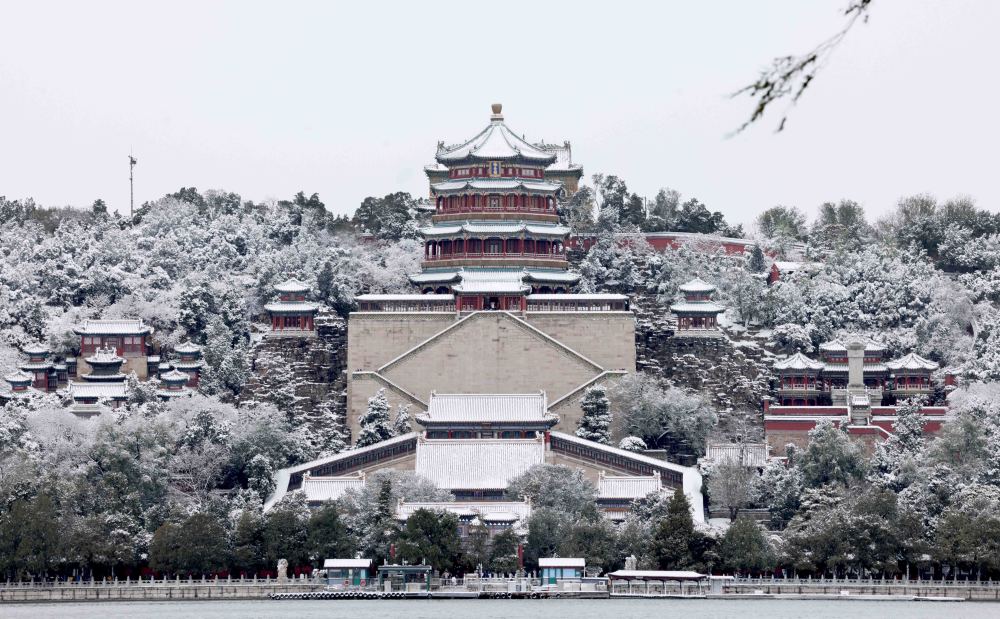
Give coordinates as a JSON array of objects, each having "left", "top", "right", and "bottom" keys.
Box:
[{"left": 129, "top": 154, "right": 137, "bottom": 218}]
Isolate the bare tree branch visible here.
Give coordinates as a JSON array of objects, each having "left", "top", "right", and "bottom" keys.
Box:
[{"left": 732, "top": 0, "right": 874, "bottom": 134}]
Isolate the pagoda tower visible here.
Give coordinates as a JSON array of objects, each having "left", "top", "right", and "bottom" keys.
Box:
[
  {"left": 265, "top": 278, "right": 320, "bottom": 332},
  {"left": 80, "top": 346, "right": 127, "bottom": 382},
  {"left": 411, "top": 103, "right": 580, "bottom": 311},
  {"left": 670, "top": 278, "right": 725, "bottom": 337},
  {"left": 157, "top": 369, "right": 192, "bottom": 400},
  {"left": 171, "top": 341, "right": 205, "bottom": 387}
]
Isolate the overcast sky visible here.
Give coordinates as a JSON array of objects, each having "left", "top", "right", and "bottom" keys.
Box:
[{"left": 1, "top": 1, "right": 997, "bottom": 226}]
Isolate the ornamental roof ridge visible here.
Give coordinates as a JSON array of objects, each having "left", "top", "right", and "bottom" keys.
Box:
[
  {"left": 435, "top": 105, "right": 557, "bottom": 166},
  {"left": 274, "top": 278, "right": 311, "bottom": 293},
  {"left": 886, "top": 351, "right": 939, "bottom": 371},
  {"left": 773, "top": 351, "right": 825, "bottom": 371},
  {"left": 86, "top": 346, "right": 124, "bottom": 364},
  {"left": 4, "top": 369, "right": 33, "bottom": 383},
  {"left": 679, "top": 277, "right": 716, "bottom": 293},
  {"left": 160, "top": 369, "right": 190, "bottom": 381}
]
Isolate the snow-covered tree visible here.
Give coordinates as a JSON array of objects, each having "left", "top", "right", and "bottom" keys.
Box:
[
  {"left": 618, "top": 436, "right": 646, "bottom": 452},
  {"left": 356, "top": 388, "right": 393, "bottom": 448},
  {"left": 392, "top": 404, "right": 411, "bottom": 437},
  {"left": 575, "top": 386, "right": 611, "bottom": 444}
]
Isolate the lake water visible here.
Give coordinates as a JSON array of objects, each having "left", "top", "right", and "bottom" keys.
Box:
[{"left": 3, "top": 598, "right": 999, "bottom": 619}]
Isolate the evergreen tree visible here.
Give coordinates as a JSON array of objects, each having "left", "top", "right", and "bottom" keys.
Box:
[
  {"left": 397, "top": 509, "right": 463, "bottom": 573},
  {"left": 231, "top": 509, "right": 265, "bottom": 575},
  {"left": 718, "top": 516, "right": 773, "bottom": 574},
  {"left": 747, "top": 244, "right": 767, "bottom": 273},
  {"left": 392, "top": 404, "right": 412, "bottom": 436},
  {"left": 796, "top": 420, "right": 866, "bottom": 488},
  {"left": 357, "top": 479, "right": 399, "bottom": 565},
  {"left": 307, "top": 503, "right": 355, "bottom": 566},
  {"left": 262, "top": 496, "right": 310, "bottom": 568},
  {"left": 575, "top": 386, "right": 612, "bottom": 444},
  {"left": 652, "top": 488, "right": 698, "bottom": 570},
  {"left": 356, "top": 388, "right": 393, "bottom": 447},
  {"left": 488, "top": 528, "right": 520, "bottom": 574},
  {"left": 316, "top": 260, "right": 335, "bottom": 303}
]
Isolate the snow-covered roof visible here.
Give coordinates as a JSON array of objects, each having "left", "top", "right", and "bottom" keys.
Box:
[
  {"left": 264, "top": 432, "right": 420, "bottom": 511},
  {"left": 86, "top": 348, "right": 123, "bottom": 365},
  {"left": 451, "top": 269, "right": 531, "bottom": 294},
  {"left": 819, "top": 338, "right": 886, "bottom": 353},
  {"left": 4, "top": 370, "right": 33, "bottom": 384},
  {"left": 420, "top": 221, "right": 570, "bottom": 237},
  {"left": 773, "top": 352, "right": 825, "bottom": 371},
  {"left": 538, "top": 557, "right": 586, "bottom": 568},
  {"left": 431, "top": 179, "right": 563, "bottom": 196},
  {"left": 159, "top": 369, "right": 190, "bottom": 383},
  {"left": 823, "top": 363, "right": 888, "bottom": 373},
  {"left": 435, "top": 105, "right": 557, "bottom": 165},
  {"left": 534, "top": 141, "right": 581, "bottom": 172},
  {"left": 523, "top": 270, "right": 581, "bottom": 284},
  {"left": 527, "top": 293, "right": 626, "bottom": 302},
  {"left": 607, "top": 570, "right": 706, "bottom": 581},
  {"left": 886, "top": 352, "right": 939, "bottom": 372},
  {"left": 18, "top": 361, "right": 53, "bottom": 371},
  {"left": 597, "top": 474, "right": 662, "bottom": 500},
  {"left": 274, "top": 278, "right": 311, "bottom": 293},
  {"left": 679, "top": 278, "right": 716, "bottom": 293},
  {"left": 74, "top": 319, "right": 152, "bottom": 336},
  {"left": 704, "top": 442, "right": 770, "bottom": 467},
  {"left": 323, "top": 559, "right": 371, "bottom": 569},
  {"left": 174, "top": 341, "right": 202, "bottom": 354},
  {"left": 68, "top": 381, "right": 127, "bottom": 399},
  {"left": 417, "top": 392, "right": 552, "bottom": 425},
  {"left": 414, "top": 437, "right": 545, "bottom": 490},
  {"left": 356, "top": 294, "right": 454, "bottom": 302},
  {"left": 21, "top": 343, "right": 50, "bottom": 355},
  {"left": 301, "top": 473, "right": 366, "bottom": 503},
  {"left": 264, "top": 301, "right": 320, "bottom": 313},
  {"left": 669, "top": 301, "right": 725, "bottom": 314},
  {"left": 550, "top": 432, "right": 699, "bottom": 478},
  {"left": 172, "top": 361, "right": 204, "bottom": 370},
  {"left": 156, "top": 388, "right": 190, "bottom": 398},
  {"left": 409, "top": 271, "right": 462, "bottom": 285},
  {"left": 396, "top": 500, "right": 531, "bottom": 523},
  {"left": 773, "top": 261, "right": 802, "bottom": 272}
]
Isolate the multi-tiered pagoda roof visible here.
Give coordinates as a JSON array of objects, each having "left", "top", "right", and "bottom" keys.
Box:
[{"left": 411, "top": 104, "right": 583, "bottom": 309}]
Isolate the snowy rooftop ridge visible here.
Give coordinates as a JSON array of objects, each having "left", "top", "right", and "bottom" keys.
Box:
[
  {"left": 274, "top": 278, "right": 311, "bottom": 293},
  {"left": 420, "top": 221, "right": 570, "bottom": 237},
  {"left": 300, "top": 472, "right": 366, "bottom": 504},
  {"left": 678, "top": 277, "right": 716, "bottom": 294},
  {"left": 417, "top": 392, "right": 553, "bottom": 424},
  {"left": 159, "top": 369, "right": 190, "bottom": 382},
  {"left": 886, "top": 352, "right": 939, "bottom": 371},
  {"left": 819, "top": 338, "right": 886, "bottom": 353},
  {"left": 435, "top": 104, "right": 557, "bottom": 165},
  {"left": 773, "top": 351, "right": 825, "bottom": 371},
  {"left": 597, "top": 473, "right": 662, "bottom": 500},
  {"left": 86, "top": 347, "right": 123, "bottom": 364},
  {"left": 174, "top": 341, "right": 202, "bottom": 354},
  {"left": 4, "top": 370, "right": 33, "bottom": 384},
  {"left": 68, "top": 381, "right": 128, "bottom": 399},
  {"left": 430, "top": 179, "right": 563, "bottom": 196},
  {"left": 21, "top": 343, "right": 50, "bottom": 355},
  {"left": 73, "top": 319, "right": 152, "bottom": 336}
]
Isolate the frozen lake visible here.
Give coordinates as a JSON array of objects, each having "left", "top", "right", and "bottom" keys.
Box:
[{"left": 3, "top": 598, "right": 999, "bottom": 619}]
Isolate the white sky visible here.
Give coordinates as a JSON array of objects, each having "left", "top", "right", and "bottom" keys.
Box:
[{"left": 1, "top": 0, "right": 997, "bottom": 226}]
